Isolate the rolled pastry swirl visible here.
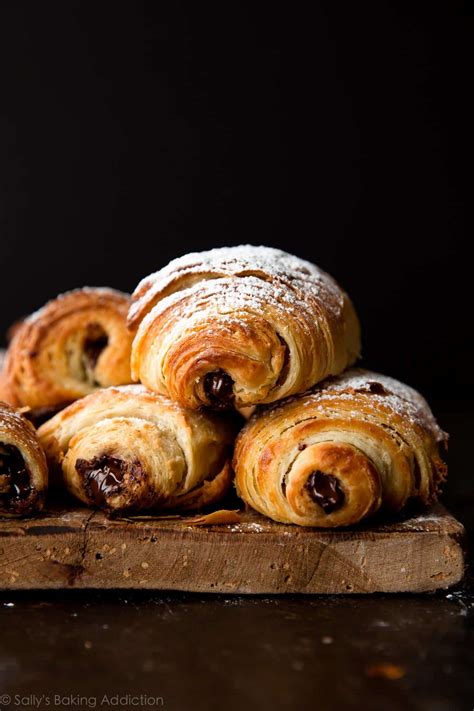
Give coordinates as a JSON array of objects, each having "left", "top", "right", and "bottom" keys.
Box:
[
  {"left": 233, "top": 369, "right": 447, "bottom": 527},
  {"left": 0, "top": 288, "right": 133, "bottom": 425},
  {"left": 37, "top": 385, "right": 236, "bottom": 514},
  {"left": 0, "top": 401, "right": 48, "bottom": 516},
  {"left": 129, "top": 246, "right": 360, "bottom": 410}
]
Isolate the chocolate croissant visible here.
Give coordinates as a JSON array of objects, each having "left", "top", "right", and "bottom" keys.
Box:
[
  {"left": 37, "top": 385, "right": 236, "bottom": 514},
  {"left": 0, "top": 288, "right": 133, "bottom": 425},
  {"left": 0, "top": 401, "right": 48, "bottom": 516},
  {"left": 233, "top": 369, "right": 447, "bottom": 527},
  {"left": 128, "top": 246, "right": 360, "bottom": 411}
]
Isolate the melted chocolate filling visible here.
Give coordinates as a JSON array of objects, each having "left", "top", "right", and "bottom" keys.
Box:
[
  {"left": 412, "top": 458, "right": 421, "bottom": 488},
  {"left": 366, "top": 381, "right": 389, "bottom": 396},
  {"left": 76, "top": 455, "right": 126, "bottom": 506},
  {"left": 305, "top": 470, "right": 345, "bottom": 514},
  {"left": 275, "top": 336, "right": 291, "bottom": 387},
  {"left": 203, "top": 370, "right": 235, "bottom": 409},
  {"left": 81, "top": 324, "right": 109, "bottom": 385},
  {"left": 84, "top": 324, "right": 109, "bottom": 368},
  {"left": 0, "top": 443, "right": 32, "bottom": 508}
]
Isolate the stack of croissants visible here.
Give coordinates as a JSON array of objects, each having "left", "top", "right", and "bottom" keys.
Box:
[{"left": 0, "top": 246, "right": 447, "bottom": 528}]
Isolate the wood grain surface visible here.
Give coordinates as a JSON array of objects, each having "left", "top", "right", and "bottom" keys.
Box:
[{"left": 0, "top": 504, "right": 466, "bottom": 593}]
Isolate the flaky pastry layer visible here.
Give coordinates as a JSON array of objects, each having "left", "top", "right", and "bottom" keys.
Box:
[
  {"left": 0, "top": 288, "right": 133, "bottom": 418},
  {"left": 129, "top": 246, "right": 361, "bottom": 410},
  {"left": 38, "top": 384, "right": 236, "bottom": 514},
  {"left": 233, "top": 369, "right": 447, "bottom": 527},
  {"left": 0, "top": 401, "right": 48, "bottom": 516}
]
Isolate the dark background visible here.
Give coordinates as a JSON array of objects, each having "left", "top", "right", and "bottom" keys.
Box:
[
  {"left": 0, "top": 8, "right": 473, "bottom": 710},
  {"left": 0, "top": 3, "right": 471, "bottom": 401}
]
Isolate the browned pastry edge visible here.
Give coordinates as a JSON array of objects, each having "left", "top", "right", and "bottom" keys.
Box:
[
  {"left": 37, "top": 384, "right": 237, "bottom": 515},
  {"left": 1, "top": 288, "right": 133, "bottom": 411},
  {"left": 128, "top": 246, "right": 361, "bottom": 410},
  {"left": 233, "top": 369, "right": 447, "bottom": 527},
  {"left": 0, "top": 400, "right": 48, "bottom": 516}
]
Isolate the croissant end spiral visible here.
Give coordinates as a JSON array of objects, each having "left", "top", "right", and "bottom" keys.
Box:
[
  {"left": 233, "top": 369, "right": 447, "bottom": 527},
  {"left": 128, "top": 246, "right": 361, "bottom": 410},
  {"left": 0, "top": 401, "right": 48, "bottom": 516},
  {"left": 37, "top": 385, "right": 236, "bottom": 514},
  {"left": 0, "top": 288, "right": 133, "bottom": 424}
]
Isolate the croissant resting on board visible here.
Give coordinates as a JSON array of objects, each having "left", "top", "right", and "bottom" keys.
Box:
[
  {"left": 0, "top": 288, "right": 133, "bottom": 426},
  {"left": 233, "top": 369, "right": 447, "bottom": 527},
  {"left": 0, "top": 401, "right": 48, "bottom": 516},
  {"left": 37, "top": 384, "right": 236, "bottom": 514},
  {"left": 128, "top": 245, "right": 361, "bottom": 411}
]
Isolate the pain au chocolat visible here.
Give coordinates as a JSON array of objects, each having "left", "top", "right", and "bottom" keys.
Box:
[
  {"left": 128, "top": 246, "right": 361, "bottom": 411},
  {"left": 0, "top": 288, "right": 134, "bottom": 426},
  {"left": 37, "top": 384, "right": 236, "bottom": 514},
  {"left": 233, "top": 369, "right": 447, "bottom": 527},
  {"left": 0, "top": 401, "right": 48, "bottom": 516}
]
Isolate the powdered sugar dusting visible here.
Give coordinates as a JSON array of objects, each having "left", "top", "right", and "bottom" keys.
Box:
[
  {"left": 130, "top": 245, "right": 346, "bottom": 326},
  {"left": 136, "top": 273, "right": 322, "bottom": 340},
  {"left": 316, "top": 369, "right": 446, "bottom": 442},
  {"left": 26, "top": 287, "right": 130, "bottom": 325},
  {"left": 0, "top": 400, "right": 42, "bottom": 456},
  {"left": 261, "top": 368, "right": 446, "bottom": 443},
  {"left": 0, "top": 400, "right": 30, "bottom": 426},
  {"left": 228, "top": 521, "right": 266, "bottom": 533},
  {"left": 140, "top": 245, "right": 327, "bottom": 285}
]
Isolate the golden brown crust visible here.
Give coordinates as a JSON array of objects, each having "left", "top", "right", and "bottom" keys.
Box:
[
  {"left": 37, "top": 384, "right": 237, "bottom": 514},
  {"left": 1, "top": 288, "right": 133, "bottom": 412},
  {"left": 129, "top": 246, "right": 361, "bottom": 410},
  {"left": 0, "top": 400, "right": 48, "bottom": 516},
  {"left": 233, "top": 369, "right": 447, "bottom": 527}
]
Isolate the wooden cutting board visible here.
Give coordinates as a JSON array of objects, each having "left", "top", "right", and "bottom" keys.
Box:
[{"left": 0, "top": 503, "right": 466, "bottom": 593}]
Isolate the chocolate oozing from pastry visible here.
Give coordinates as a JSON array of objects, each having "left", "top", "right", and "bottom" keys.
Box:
[
  {"left": 203, "top": 370, "right": 235, "bottom": 409},
  {"left": 0, "top": 443, "right": 32, "bottom": 509},
  {"left": 305, "top": 470, "right": 345, "bottom": 514},
  {"left": 76, "top": 455, "right": 126, "bottom": 506}
]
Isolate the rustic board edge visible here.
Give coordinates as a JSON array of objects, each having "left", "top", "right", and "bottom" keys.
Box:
[{"left": 0, "top": 504, "right": 467, "bottom": 594}]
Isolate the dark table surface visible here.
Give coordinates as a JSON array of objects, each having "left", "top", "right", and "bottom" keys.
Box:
[{"left": 1, "top": 401, "right": 473, "bottom": 711}]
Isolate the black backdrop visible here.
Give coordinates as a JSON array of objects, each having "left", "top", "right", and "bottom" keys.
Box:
[{"left": 0, "top": 3, "right": 471, "bottom": 400}]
